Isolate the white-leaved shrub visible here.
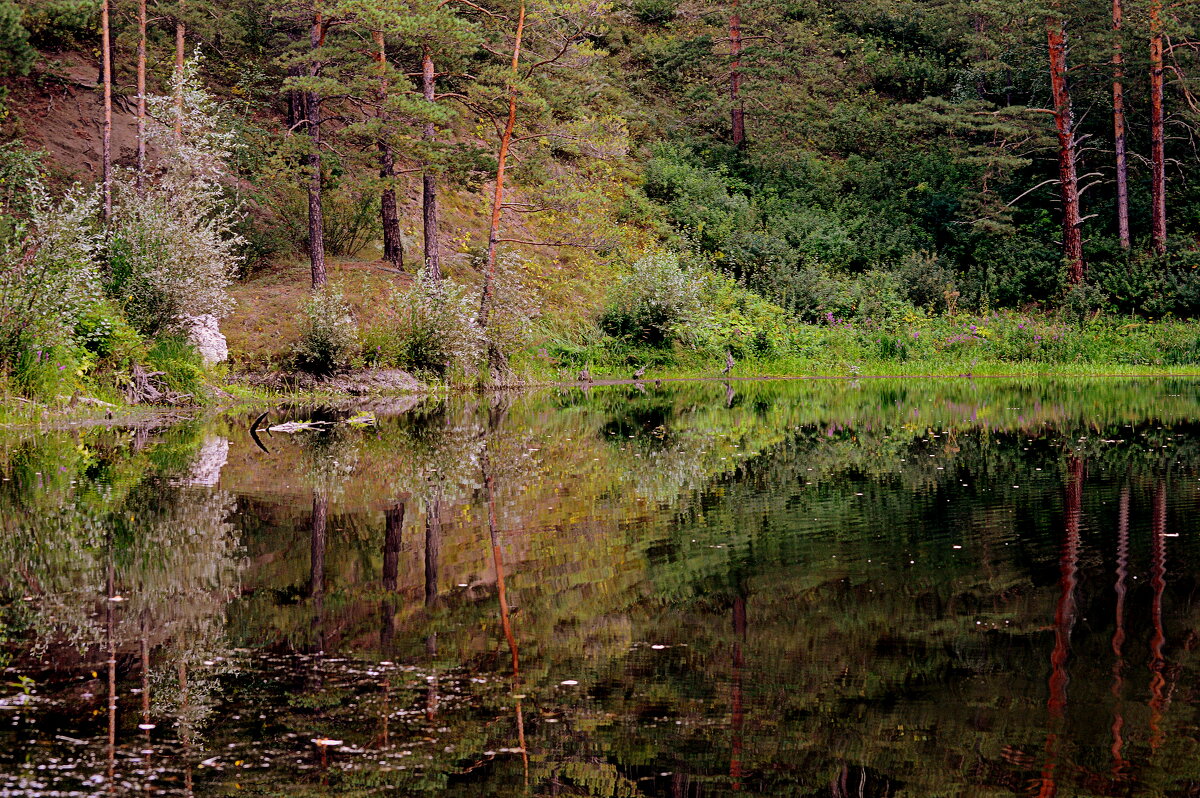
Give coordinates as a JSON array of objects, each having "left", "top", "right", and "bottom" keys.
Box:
[
  {"left": 382, "top": 268, "right": 483, "bottom": 377},
  {"left": 108, "top": 55, "right": 241, "bottom": 336},
  {"left": 481, "top": 253, "right": 538, "bottom": 373},
  {"left": 0, "top": 183, "right": 102, "bottom": 368},
  {"left": 295, "top": 284, "right": 358, "bottom": 375}
]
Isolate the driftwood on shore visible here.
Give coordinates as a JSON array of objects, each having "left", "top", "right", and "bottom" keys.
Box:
[{"left": 124, "top": 363, "right": 193, "bottom": 406}]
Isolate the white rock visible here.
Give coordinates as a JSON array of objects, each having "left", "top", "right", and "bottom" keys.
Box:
[
  {"left": 181, "top": 314, "right": 228, "bottom": 365},
  {"left": 173, "top": 436, "right": 229, "bottom": 486}
]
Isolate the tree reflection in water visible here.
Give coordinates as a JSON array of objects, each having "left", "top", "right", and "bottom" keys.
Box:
[{"left": 2, "top": 380, "right": 1200, "bottom": 795}]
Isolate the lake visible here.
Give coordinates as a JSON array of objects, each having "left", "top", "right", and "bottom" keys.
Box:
[{"left": 2, "top": 378, "right": 1200, "bottom": 796}]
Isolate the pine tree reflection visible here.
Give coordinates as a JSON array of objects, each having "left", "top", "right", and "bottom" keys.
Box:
[
  {"left": 483, "top": 442, "right": 529, "bottom": 784},
  {"left": 1036, "top": 456, "right": 1082, "bottom": 798},
  {"left": 1149, "top": 482, "right": 1168, "bottom": 752},
  {"left": 310, "top": 491, "right": 328, "bottom": 655},
  {"left": 426, "top": 492, "right": 442, "bottom": 721},
  {"left": 380, "top": 501, "right": 404, "bottom": 652},
  {"left": 1110, "top": 484, "right": 1130, "bottom": 777}
]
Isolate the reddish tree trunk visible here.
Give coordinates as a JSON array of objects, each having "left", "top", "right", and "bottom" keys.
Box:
[
  {"left": 484, "top": 447, "right": 529, "bottom": 778},
  {"left": 730, "top": 0, "right": 745, "bottom": 148},
  {"left": 100, "top": 0, "right": 112, "bottom": 223},
  {"left": 1110, "top": 485, "right": 1130, "bottom": 774},
  {"left": 307, "top": 11, "right": 327, "bottom": 288},
  {"left": 422, "top": 47, "right": 442, "bottom": 281},
  {"left": 374, "top": 31, "right": 404, "bottom": 271},
  {"left": 174, "top": 0, "right": 185, "bottom": 142},
  {"left": 136, "top": 0, "right": 147, "bottom": 194},
  {"left": 1036, "top": 456, "right": 1082, "bottom": 798},
  {"left": 1046, "top": 15, "right": 1084, "bottom": 284},
  {"left": 1150, "top": 0, "right": 1167, "bottom": 254},
  {"left": 1112, "top": 0, "right": 1130, "bottom": 249},
  {"left": 479, "top": 1, "right": 526, "bottom": 336},
  {"left": 1148, "top": 483, "right": 1167, "bottom": 750}
]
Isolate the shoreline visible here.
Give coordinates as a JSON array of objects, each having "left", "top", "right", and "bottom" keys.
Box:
[{"left": 5, "top": 364, "right": 1200, "bottom": 430}]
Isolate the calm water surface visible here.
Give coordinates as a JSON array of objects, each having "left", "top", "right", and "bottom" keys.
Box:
[{"left": 3, "top": 379, "right": 1200, "bottom": 796}]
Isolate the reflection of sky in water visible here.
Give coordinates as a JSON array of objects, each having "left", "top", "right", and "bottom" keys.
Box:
[{"left": 1, "top": 379, "right": 1200, "bottom": 796}]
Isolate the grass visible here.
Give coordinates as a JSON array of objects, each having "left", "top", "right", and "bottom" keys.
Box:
[{"left": 514, "top": 353, "right": 1200, "bottom": 383}]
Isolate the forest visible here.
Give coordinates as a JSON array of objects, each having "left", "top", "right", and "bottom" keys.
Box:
[{"left": 1, "top": 0, "right": 1200, "bottom": 404}]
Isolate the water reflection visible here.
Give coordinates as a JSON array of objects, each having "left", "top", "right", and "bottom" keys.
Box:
[{"left": 2, "top": 380, "right": 1200, "bottom": 795}]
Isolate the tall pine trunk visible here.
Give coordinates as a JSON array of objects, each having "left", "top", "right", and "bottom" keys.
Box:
[
  {"left": 1046, "top": 14, "right": 1084, "bottom": 284},
  {"left": 1150, "top": 0, "right": 1167, "bottom": 254},
  {"left": 1112, "top": 0, "right": 1130, "bottom": 249},
  {"left": 174, "top": 0, "right": 185, "bottom": 142},
  {"left": 136, "top": 0, "right": 146, "bottom": 194},
  {"left": 373, "top": 31, "right": 404, "bottom": 270},
  {"left": 307, "top": 11, "right": 327, "bottom": 288},
  {"left": 100, "top": 0, "right": 112, "bottom": 223},
  {"left": 422, "top": 47, "right": 442, "bottom": 281},
  {"left": 478, "top": 1, "right": 525, "bottom": 339},
  {"left": 729, "top": 0, "right": 745, "bottom": 148}
]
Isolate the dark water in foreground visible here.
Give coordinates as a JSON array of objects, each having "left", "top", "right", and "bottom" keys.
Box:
[{"left": 3, "top": 379, "right": 1200, "bottom": 797}]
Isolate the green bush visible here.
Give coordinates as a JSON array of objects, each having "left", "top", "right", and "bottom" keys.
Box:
[
  {"left": 685, "top": 272, "right": 797, "bottom": 358},
  {"left": 295, "top": 285, "right": 358, "bottom": 375},
  {"left": 146, "top": 335, "right": 203, "bottom": 397},
  {"left": 17, "top": 0, "right": 96, "bottom": 49},
  {"left": 599, "top": 252, "right": 704, "bottom": 346},
  {"left": 73, "top": 301, "right": 142, "bottom": 364},
  {"left": 0, "top": 0, "right": 35, "bottom": 76},
  {"left": 893, "top": 250, "right": 956, "bottom": 312},
  {"left": 628, "top": 0, "right": 677, "bottom": 24},
  {"left": 9, "top": 340, "right": 82, "bottom": 398}
]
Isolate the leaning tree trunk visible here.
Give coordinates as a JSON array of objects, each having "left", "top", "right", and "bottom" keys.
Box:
[
  {"left": 136, "top": 0, "right": 147, "bottom": 194},
  {"left": 1047, "top": 14, "right": 1084, "bottom": 284},
  {"left": 421, "top": 47, "right": 442, "bottom": 281},
  {"left": 478, "top": 0, "right": 525, "bottom": 347},
  {"left": 729, "top": 0, "right": 745, "bottom": 148},
  {"left": 374, "top": 31, "right": 404, "bottom": 271},
  {"left": 1150, "top": 0, "right": 1167, "bottom": 254},
  {"left": 100, "top": 0, "right": 112, "bottom": 223},
  {"left": 307, "top": 11, "right": 327, "bottom": 288},
  {"left": 174, "top": 0, "right": 185, "bottom": 142},
  {"left": 1112, "top": 0, "right": 1130, "bottom": 250}
]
